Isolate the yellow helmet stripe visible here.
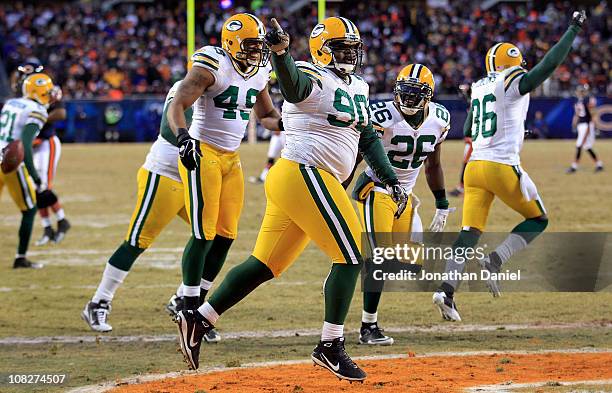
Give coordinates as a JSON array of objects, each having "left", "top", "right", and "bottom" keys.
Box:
[{"left": 488, "top": 43, "right": 503, "bottom": 72}]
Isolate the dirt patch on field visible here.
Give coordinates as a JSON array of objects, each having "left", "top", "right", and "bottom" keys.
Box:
[{"left": 109, "top": 352, "right": 612, "bottom": 393}]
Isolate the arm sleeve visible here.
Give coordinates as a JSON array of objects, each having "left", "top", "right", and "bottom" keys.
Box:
[
  {"left": 358, "top": 123, "right": 397, "bottom": 185},
  {"left": 271, "top": 52, "right": 314, "bottom": 103},
  {"left": 21, "top": 123, "right": 41, "bottom": 183},
  {"left": 463, "top": 106, "right": 473, "bottom": 138},
  {"left": 518, "top": 25, "right": 581, "bottom": 95}
]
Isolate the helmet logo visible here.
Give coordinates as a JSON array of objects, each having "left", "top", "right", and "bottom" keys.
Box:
[
  {"left": 226, "top": 20, "right": 243, "bottom": 32},
  {"left": 34, "top": 77, "right": 48, "bottom": 86},
  {"left": 507, "top": 47, "right": 520, "bottom": 58},
  {"left": 311, "top": 23, "right": 325, "bottom": 38}
]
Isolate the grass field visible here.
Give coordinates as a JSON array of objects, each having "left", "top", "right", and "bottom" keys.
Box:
[{"left": 0, "top": 140, "right": 611, "bottom": 392}]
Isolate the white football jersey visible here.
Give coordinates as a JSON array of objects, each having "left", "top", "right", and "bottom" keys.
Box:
[
  {"left": 189, "top": 46, "right": 272, "bottom": 152},
  {"left": 143, "top": 81, "right": 183, "bottom": 183},
  {"left": 469, "top": 66, "right": 529, "bottom": 165},
  {"left": 0, "top": 98, "right": 48, "bottom": 149},
  {"left": 281, "top": 62, "right": 370, "bottom": 182},
  {"left": 366, "top": 101, "right": 450, "bottom": 193}
]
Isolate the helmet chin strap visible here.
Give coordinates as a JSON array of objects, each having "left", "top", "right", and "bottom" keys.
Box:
[
  {"left": 400, "top": 106, "right": 420, "bottom": 116},
  {"left": 334, "top": 62, "right": 355, "bottom": 74}
]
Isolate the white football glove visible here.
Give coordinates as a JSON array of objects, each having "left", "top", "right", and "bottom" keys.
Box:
[{"left": 429, "top": 207, "right": 456, "bottom": 232}]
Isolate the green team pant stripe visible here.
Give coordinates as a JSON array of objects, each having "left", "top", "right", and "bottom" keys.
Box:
[
  {"left": 132, "top": 173, "right": 160, "bottom": 246},
  {"left": 16, "top": 166, "right": 34, "bottom": 210},
  {"left": 128, "top": 171, "right": 155, "bottom": 246},
  {"left": 189, "top": 154, "right": 205, "bottom": 239},
  {"left": 363, "top": 191, "right": 377, "bottom": 252},
  {"left": 299, "top": 164, "right": 357, "bottom": 263},
  {"left": 512, "top": 165, "right": 521, "bottom": 179},
  {"left": 535, "top": 198, "right": 546, "bottom": 215},
  {"left": 312, "top": 168, "right": 362, "bottom": 263},
  {"left": 193, "top": 59, "right": 219, "bottom": 71}
]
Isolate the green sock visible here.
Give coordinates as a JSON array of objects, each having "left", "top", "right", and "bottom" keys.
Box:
[
  {"left": 108, "top": 241, "right": 145, "bottom": 271},
  {"left": 202, "top": 235, "right": 233, "bottom": 282},
  {"left": 363, "top": 291, "right": 382, "bottom": 314},
  {"left": 324, "top": 263, "right": 361, "bottom": 325},
  {"left": 511, "top": 217, "right": 548, "bottom": 243},
  {"left": 208, "top": 255, "right": 274, "bottom": 315},
  {"left": 17, "top": 208, "right": 36, "bottom": 256},
  {"left": 453, "top": 229, "right": 481, "bottom": 249},
  {"left": 182, "top": 236, "right": 213, "bottom": 286}
]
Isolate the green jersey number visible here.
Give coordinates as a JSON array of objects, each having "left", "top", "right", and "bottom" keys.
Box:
[
  {"left": 434, "top": 103, "right": 449, "bottom": 122},
  {"left": 213, "top": 86, "right": 259, "bottom": 120},
  {"left": 0, "top": 109, "right": 17, "bottom": 142},
  {"left": 369, "top": 101, "right": 393, "bottom": 124},
  {"left": 471, "top": 93, "right": 497, "bottom": 140},
  {"left": 327, "top": 88, "right": 368, "bottom": 129},
  {"left": 387, "top": 134, "right": 437, "bottom": 169}
]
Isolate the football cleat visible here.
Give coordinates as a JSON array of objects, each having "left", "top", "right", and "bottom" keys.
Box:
[
  {"left": 81, "top": 300, "right": 112, "bottom": 332},
  {"left": 13, "top": 257, "right": 43, "bottom": 269},
  {"left": 312, "top": 337, "right": 367, "bottom": 381},
  {"left": 54, "top": 218, "right": 71, "bottom": 243},
  {"left": 479, "top": 255, "right": 501, "bottom": 297},
  {"left": 595, "top": 165, "right": 604, "bottom": 173},
  {"left": 247, "top": 175, "right": 264, "bottom": 184},
  {"left": 175, "top": 310, "right": 213, "bottom": 370},
  {"left": 358, "top": 323, "right": 394, "bottom": 345},
  {"left": 165, "top": 294, "right": 184, "bottom": 318},
  {"left": 35, "top": 226, "right": 56, "bottom": 246},
  {"left": 566, "top": 166, "right": 577, "bottom": 174},
  {"left": 204, "top": 328, "right": 221, "bottom": 343},
  {"left": 433, "top": 291, "right": 461, "bottom": 322},
  {"left": 449, "top": 187, "right": 464, "bottom": 197}
]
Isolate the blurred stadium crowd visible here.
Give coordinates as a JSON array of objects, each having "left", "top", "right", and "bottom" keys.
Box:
[{"left": 1, "top": 0, "right": 609, "bottom": 99}]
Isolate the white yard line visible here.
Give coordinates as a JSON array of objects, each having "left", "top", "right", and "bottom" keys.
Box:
[
  {"left": 66, "top": 349, "right": 612, "bottom": 393},
  {"left": 466, "top": 379, "right": 612, "bottom": 392},
  {"left": 2, "top": 321, "right": 610, "bottom": 345}
]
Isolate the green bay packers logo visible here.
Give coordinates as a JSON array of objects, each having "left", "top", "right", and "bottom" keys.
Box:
[
  {"left": 35, "top": 78, "right": 48, "bottom": 86},
  {"left": 311, "top": 23, "right": 325, "bottom": 38},
  {"left": 507, "top": 47, "right": 521, "bottom": 58},
  {"left": 226, "top": 20, "right": 243, "bottom": 32}
]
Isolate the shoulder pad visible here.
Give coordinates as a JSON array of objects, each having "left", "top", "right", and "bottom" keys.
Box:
[
  {"left": 369, "top": 100, "right": 402, "bottom": 129},
  {"left": 431, "top": 102, "right": 450, "bottom": 129},
  {"left": 504, "top": 66, "right": 527, "bottom": 92},
  {"left": 191, "top": 46, "right": 226, "bottom": 72},
  {"left": 296, "top": 61, "right": 323, "bottom": 88}
]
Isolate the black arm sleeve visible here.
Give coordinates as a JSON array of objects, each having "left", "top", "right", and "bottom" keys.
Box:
[{"left": 271, "top": 52, "right": 313, "bottom": 103}]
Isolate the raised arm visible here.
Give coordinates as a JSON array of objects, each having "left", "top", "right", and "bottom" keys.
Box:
[
  {"left": 265, "top": 18, "right": 314, "bottom": 103},
  {"left": 518, "top": 11, "right": 585, "bottom": 95}
]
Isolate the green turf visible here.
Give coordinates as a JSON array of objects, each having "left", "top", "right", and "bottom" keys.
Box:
[{"left": 0, "top": 141, "right": 611, "bottom": 391}]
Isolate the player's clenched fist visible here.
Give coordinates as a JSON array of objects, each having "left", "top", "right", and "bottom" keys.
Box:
[
  {"left": 177, "top": 128, "right": 202, "bottom": 171},
  {"left": 265, "top": 18, "right": 290, "bottom": 55},
  {"left": 571, "top": 10, "right": 586, "bottom": 28}
]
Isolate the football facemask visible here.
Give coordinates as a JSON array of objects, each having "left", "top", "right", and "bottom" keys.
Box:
[
  {"left": 394, "top": 80, "right": 433, "bottom": 115},
  {"left": 326, "top": 39, "right": 363, "bottom": 75}
]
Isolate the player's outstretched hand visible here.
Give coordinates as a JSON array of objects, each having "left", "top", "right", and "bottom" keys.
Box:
[
  {"left": 265, "top": 18, "right": 290, "bottom": 55},
  {"left": 387, "top": 182, "right": 409, "bottom": 219},
  {"left": 177, "top": 128, "right": 202, "bottom": 171},
  {"left": 571, "top": 10, "right": 586, "bottom": 28},
  {"left": 429, "top": 207, "right": 456, "bottom": 232}
]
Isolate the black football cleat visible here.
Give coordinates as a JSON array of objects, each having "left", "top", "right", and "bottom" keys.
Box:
[
  {"left": 359, "top": 323, "right": 394, "bottom": 345},
  {"left": 312, "top": 337, "right": 367, "bottom": 381},
  {"left": 13, "top": 257, "right": 43, "bottom": 269},
  {"left": 175, "top": 310, "right": 213, "bottom": 370},
  {"left": 165, "top": 294, "right": 185, "bottom": 318},
  {"left": 54, "top": 218, "right": 71, "bottom": 243},
  {"left": 35, "top": 226, "right": 56, "bottom": 246},
  {"left": 595, "top": 165, "right": 604, "bottom": 173}
]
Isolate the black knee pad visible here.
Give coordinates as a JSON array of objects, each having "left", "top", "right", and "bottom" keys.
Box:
[{"left": 36, "top": 189, "right": 58, "bottom": 209}]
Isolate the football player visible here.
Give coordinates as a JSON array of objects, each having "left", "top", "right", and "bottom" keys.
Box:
[
  {"left": 434, "top": 11, "right": 587, "bottom": 321},
  {"left": 82, "top": 80, "right": 193, "bottom": 333},
  {"left": 174, "top": 17, "right": 406, "bottom": 381},
  {"left": 353, "top": 64, "right": 452, "bottom": 345},
  {"left": 167, "top": 13, "right": 282, "bottom": 320},
  {"left": 33, "top": 84, "right": 70, "bottom": 245},
  {"left": 10, "top": 62, "right": 71, "bottom": 246},
  {"left": 0, "top": 73, "right": 54, "bottom": 268},
  {"left": 567, "top": 84, "right": 603, "bottom": 173}
]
